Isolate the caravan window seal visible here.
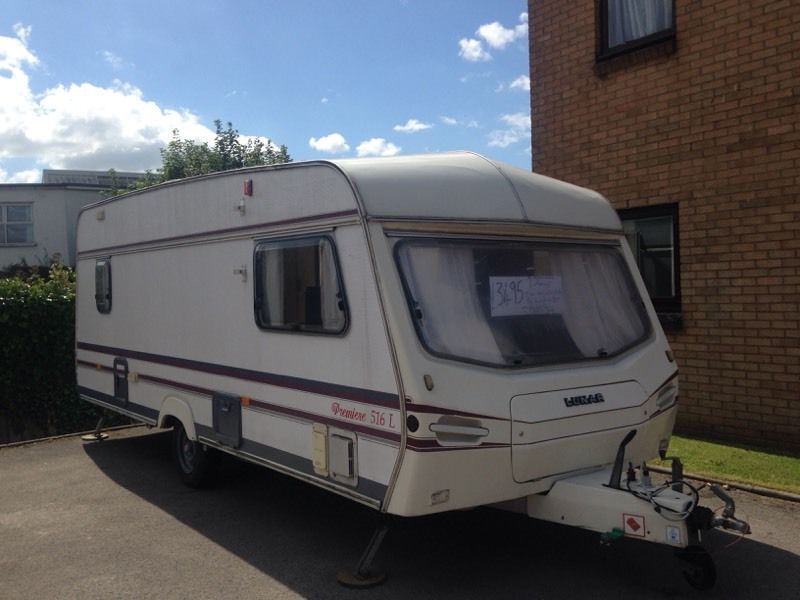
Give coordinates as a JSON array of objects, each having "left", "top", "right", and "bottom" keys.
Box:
[{"left": 253, "top": 234, "right": 350, "bottom": 337}]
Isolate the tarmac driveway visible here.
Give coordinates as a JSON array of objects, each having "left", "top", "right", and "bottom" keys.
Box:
[{"left": 1, "top": 427, "right": 799, "bottom": 599}]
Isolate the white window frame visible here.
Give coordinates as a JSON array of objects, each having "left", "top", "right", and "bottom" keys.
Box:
[{"left": 0, "top": 203, "right": 34, "bottom": 246}]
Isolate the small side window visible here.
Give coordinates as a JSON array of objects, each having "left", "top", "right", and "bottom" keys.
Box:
[
  {"left": 95, "top": 259, "right": 112, "bottom": 314},
  {"left": 254, "top": 236, "right": 347, "bottom": 334}
]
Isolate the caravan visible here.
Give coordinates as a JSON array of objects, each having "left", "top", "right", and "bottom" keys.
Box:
[{"left": 75, "top": 152, "right": 748, "bottom": 589}]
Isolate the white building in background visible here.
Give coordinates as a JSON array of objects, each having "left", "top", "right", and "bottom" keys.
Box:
[{"left": 0, "top": 170, "right": 143, "bottom": 269}]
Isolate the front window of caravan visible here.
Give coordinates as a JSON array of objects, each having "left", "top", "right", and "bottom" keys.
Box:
[{"left": 395, "top": 238, "right": 650, "bottom": 368}]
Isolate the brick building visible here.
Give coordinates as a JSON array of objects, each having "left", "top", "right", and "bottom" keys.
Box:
[{"left": 529, "top": 0, "right": 799, "bottom": 451}]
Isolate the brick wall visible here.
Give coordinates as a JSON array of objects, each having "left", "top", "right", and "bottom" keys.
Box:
[{"left": 530, "top": 0, "right": 800, "bottom": 451}]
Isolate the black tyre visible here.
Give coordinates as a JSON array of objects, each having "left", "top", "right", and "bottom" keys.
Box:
[
  {"left": 676, "top": 545, "right": 717, "bottom": 591},
  {"left": 172, "top": 421, "right": 210, "bottom": 487}
]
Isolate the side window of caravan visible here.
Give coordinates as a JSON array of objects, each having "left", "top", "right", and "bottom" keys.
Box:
[
  {"left": 95, "top": 259, "right": 112, "bottom": 314},
  {"left": 254, "top": 236, "right": 347, "bottom": 334}
]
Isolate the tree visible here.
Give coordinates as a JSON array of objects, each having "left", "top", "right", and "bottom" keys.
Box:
[
  {"left": 161, "top": 120, "right": 291, "bottom": 181},
  {"left": 107, "top": 120, "right": 291, "bottom": 195}
]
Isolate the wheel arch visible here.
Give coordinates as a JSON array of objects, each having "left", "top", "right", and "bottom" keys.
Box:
[{"left": 158, "top": 396, "right": 198, "bottom": 441}]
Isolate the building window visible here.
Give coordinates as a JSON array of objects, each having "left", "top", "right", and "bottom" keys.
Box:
[
  {"left": 254, "top": 236, "right": 347, "bottom": 335},
  {"left": 0, "top": 204, "right": 34, "bottom": 245},
  {"left": 95, "top": 259, "right": 112, "bottom": 314},
  {"left": 619, "top": 204, "right": 681, "bottom": 328},
  {"left": 598, "top": 0, "right": 675, "bottom": 60}
]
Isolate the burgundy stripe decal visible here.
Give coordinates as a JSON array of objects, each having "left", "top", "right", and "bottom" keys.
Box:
[
  {"left": 143, "top": 373, "right": 401, "bottom": 442},
  {"left": 77, "top": 342, "right": 400, "bottom": 408},
  {"left": 78, "top": 209, "right": 359, "bottom": 256},
  {"left": 404, "top": 402, "right": 497, "bottom": 421},
  {"left": 79, "top": 359, "right": 400, "bottom": 443},
  {"left": 405, "top": 438, "right": 509, "bottom": 452},
  {"left": 77, "top": 359, "right": 113, "bottom": 372},
  {"left": 138, "top": 373, "right": 214, "bottom": 397},
  {"left": 78, "top": 361, "right": 504, "bottom": 450}
]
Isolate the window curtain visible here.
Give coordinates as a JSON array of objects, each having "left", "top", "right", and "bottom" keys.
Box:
[
  {"left": 607, "top": 0, "right": 672, "bottom": 48},
  {"left": 399, "top": 245, "right": 505, "bottom": 363},
  {"left": 264, "top": 248, "right": 284, "bottom": 326},
  {"left": 318, "top": 240, "right": 343, "bottom": 330},
  {"left": 549, "top": 250, "right": 646, "bottom": 357}
]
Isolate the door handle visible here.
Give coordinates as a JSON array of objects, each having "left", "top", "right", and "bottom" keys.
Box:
[{"left": 429, "top": 423, "right": 489, "bottom": 437}]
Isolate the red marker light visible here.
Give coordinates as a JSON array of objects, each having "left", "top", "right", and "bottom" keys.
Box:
[{"left": 243, "top": 179, "right": 253, "bottom": 196}]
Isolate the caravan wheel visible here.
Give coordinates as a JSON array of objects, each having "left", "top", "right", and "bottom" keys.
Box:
[
  {"left": 172, "top": 422, "right": 210, "bottom": 487},
  {"left": 676, "top": 545, "right": 716, "bottom": 591}
]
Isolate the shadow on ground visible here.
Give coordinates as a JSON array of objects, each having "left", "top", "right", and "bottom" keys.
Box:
[{"left": 83, "top": 429, "right": 798, "bottom": 599}]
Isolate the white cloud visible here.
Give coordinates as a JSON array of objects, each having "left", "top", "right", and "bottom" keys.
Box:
[
  {"left": 458, "top": 38, "right": 491, "bottom": 62},
  {"left": 477, "top": 23, "right": 516, "bottom": 49},
  {"left": 0, "top": 28, "right": 277, "bottom": 173},
  {"left": 1, "top": 24, "right": 38, "bottom": 71},
  {"left": 477, "top": 13, "right": 528, "bottom": 49},
  {"left": 501, "top": 112, "right": 531, "bottom": 130},
  {"left": 102, "top": 50, "right": 123, "bottom": 70},
  {"left": 458, "top": 12, "right": 528, "bottom": 62},
  {"left": 0, "top": 167, "right": 39, "bottom": 183},
  {"left": 356, "top": 138, "right": 401, "bottom": 157},
  {"left": 488, "top": 112, "right": 530, "bottom": 148},
  {"left": 510, "top": 75, "right": 530, "bottom": 91},
  {"left": 393, "top": 118, "right": 432, "bottom": 133},
  {"left": 439, "top": 115, "right": 480, "bottom": 128},
  {"left": 459, "top": 70, "right": 493, "bottom": 84},
  {"left": 308, "top": 132, "right": 349, "bottom": 154},
  {"left": 9, "top": 79, "right": 214, "bottom": 170},
  {"left": 321, "top": 97, "right": 329, "bottom": 104},
  {"left": 12, "top": 23, "right": 32, "bottom": 46}
]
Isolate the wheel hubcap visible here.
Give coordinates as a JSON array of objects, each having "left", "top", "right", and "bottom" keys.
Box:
[{"left": 179, "top": 430, "right": 195, "bottom": 471}]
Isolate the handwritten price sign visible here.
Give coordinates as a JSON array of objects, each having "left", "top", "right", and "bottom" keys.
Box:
[{"left": 489, "top": 275, "right": 564, "bottom": 317}]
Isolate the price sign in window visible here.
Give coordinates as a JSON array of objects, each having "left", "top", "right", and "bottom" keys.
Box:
[{"left": 489, "top": 276, "right": 564, "bottom": 317}]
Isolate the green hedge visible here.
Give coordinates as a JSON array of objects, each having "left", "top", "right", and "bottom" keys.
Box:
[{"left": 0, "top": 264, "right": 102, "bottom": 443}]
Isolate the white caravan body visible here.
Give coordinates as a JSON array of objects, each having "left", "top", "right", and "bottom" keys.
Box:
[{"left": 75, "top": 153, "right": 681, "bottom": 531}]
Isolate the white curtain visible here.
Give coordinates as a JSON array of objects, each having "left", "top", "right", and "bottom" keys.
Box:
[
  {"left": 549, "top": 250, "right": 646, "bottom": 357},
  {"left": 319, "top": 240, "right": 344, "bottom": 330},
  {"left": 264, "top": 248, "right": 284, "bottom": 326},
  {"left": 608, "top": 0, "right": 672, "bottom": 48},
  {"left": 399, "top": 245, "right": 504, "bottom": 363}
]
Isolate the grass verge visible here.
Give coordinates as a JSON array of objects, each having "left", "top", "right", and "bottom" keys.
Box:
[{"left": 655, "top": 435, "right": 800, "bottom": 495}]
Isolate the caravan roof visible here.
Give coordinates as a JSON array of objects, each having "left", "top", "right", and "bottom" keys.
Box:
[
  {"left": 78, "top": 152, "right": 622, "bottom": 255},
  {"left": 332, "top": 152, "right": 621, "bottom": 232}
]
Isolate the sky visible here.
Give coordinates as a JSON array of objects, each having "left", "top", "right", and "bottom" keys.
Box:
[{"left": 0, "top": 1, "right": 531, "bottom": 183}]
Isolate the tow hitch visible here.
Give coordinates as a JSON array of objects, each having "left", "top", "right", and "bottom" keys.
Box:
[
  {"left": 526, "top": 429, "right": 751, "bottom": 591},
  {"left": 708, "top": 484, "right": 751, "bottom": 534}
]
